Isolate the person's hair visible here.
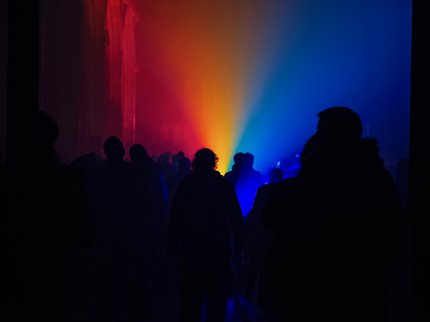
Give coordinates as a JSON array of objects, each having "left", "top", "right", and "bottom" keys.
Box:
[
  {"left": 233, "top": 152, "right": 245, "bottom": 165},
  {"left": 192, "top": 148, "right": 218, "bottom": 171},
  {"left": 244, "top": 152, "right": 255, "bottom": 167},
  {"left": 129, "top": 144, "right": 147, "bottom": 162},
  {"left": 300, "top": 134, "right": 319, "bottom": 166},
  {"left": 103, "top": 136, "right": 125, "bottom": 160},
  {"left": 316, "top": 106, "right": 363, "bottom": 140},
  {"left": 270, "top": 167, "right": 284, "bottom": 183},
  {"left": 178, "top": 156, "right": 191, "bottom": 171}
]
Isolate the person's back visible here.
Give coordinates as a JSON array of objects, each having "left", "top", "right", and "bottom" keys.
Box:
[
  {"left": 171, "top": 169, "right": 240, "bottom": 257},
  {"left": 262, "top": 107, "right": 404, "bottom": 322},
  {"left": 4, "top": 111, "right": 91, "bottom": 322},
  {"left": 244, "top": 168, "right": 284, "bottom": 300},
  {"left": 128, "top": 143, "right": 168, "bottom": 260},
  {"left": 128, "top": 144, "right": 155, "bottom": 218},
  {"left": 88, "top": 136, "right": 132, "bottom": 322},
  {"left": 168, "top": 148, "right": 244, "bottom": 322},
  {"left": 96, "top": 136, "right": 131, "bottom": 246}
]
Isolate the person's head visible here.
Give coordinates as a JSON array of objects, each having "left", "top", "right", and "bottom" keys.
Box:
[
  {"left": 129, "top": 144, "right": 148, "bottom": 163},
  {"left": 300, "top": 134, "right": 319, "bottom": 166},
  {"left": 103, "top": 136, "right": 125, "bottom": 161},
  {"left": 316, "top": 106, "right": 362, "bottom": 142},
  {"left": 233, "top": 152, "right": 245, "bottom": 164},
  {"left": 38, "top": 110, "right": 59, "bottom": 148},
  {"left": 244, "top": 152, "right": 255, "bottom": 168},
  {"left": 178, "top": 156, "right": 191, "bottom": 172},
  {"left": 158, "top": 152, "right": 171, "bottom": 165},
  {"left": 269, "top": 167, "right": 284, "bottom": 184},
  {"left": 176, "top": 151, "right": 185, "bottom": 159},
  {"left": 233, "top": 152, "right": 245, "bottom": 168},
  {"left": 192, "top": 148, "right": 218, "bottom": 172}
]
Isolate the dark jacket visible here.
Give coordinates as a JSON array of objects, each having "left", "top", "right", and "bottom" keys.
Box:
[
  {"left": 262, "top": 138, "right": 404, "bottom": 321},
  {"left": 168, "top": 170, "right": 244, "bottom": 261}
]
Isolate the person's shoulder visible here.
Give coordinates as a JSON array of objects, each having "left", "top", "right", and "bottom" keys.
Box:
[
  {"left": 278, "top": 177, "right": 299, "bottom": 187},
  {"left": 257, "top": 182, "right": 272, "bottom": 193},
  {"left": 224, "top": 170, "right": 233, "bottom": 178},
  {"left": 175, "top": 171, "right": 195, "bottom": 187},
  {"left": 201, "top": 171, "right": 232, "bottom": 189},
  {"left": 216, "top": 171, "right": 232, "bottom": 183},
  {"left": 270, "top": 177, "right": 300, "bottom": 194}
]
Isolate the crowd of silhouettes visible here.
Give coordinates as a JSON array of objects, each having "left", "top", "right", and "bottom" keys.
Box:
[{"left": 0, "top": 106, "right": 410, "bottom": 322}]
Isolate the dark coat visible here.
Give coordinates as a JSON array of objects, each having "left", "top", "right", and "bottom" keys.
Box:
[
  {"left": 168, "top": 169, "right": 244, "bottom": 262},
  {"left": 262, "top": 139, "right": 404, "bottom": 322}
]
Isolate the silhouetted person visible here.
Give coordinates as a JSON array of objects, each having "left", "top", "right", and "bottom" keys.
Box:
[
  {"left": 128, "top": 143, "right": 170, "bottom": 321},
  {"left": 225, "top": 152, "right": 263, "bottom": 216},
  {"left": 157, "top": 151, "right": 175, "bottom": 177},
  {"left": 124, "top": 144, "right": 159, "bottom": 321},
  {"left": 224, "top": 152, "right": 246, "bottom": 186},
  {"left": 130, "top": 144, "right": 169, "bottom": 221},
  {"left": 166, "top": 154, "right": 191, "bottom": 195},
  {"left": 98, "top": 137, "right": 131, "bottom": 238},
  {"left": 172, "top": 150, "right": 186, "bottom": 170},
  {"left": 68, "top": 151, "right": 103, "bottom": 320},
  {"left": 70, "top": 151, "right": 104, "bottom": 201},
  {"left": 168, "top": 148, "right": 245, "bottom": 322},
  {"left": 262, "top": 107, "right": 404, "bottom": 322},
  {"left": 91, "top": 136, "right": 132, "bottom": 322},
  {"left": 2, "top": 111, "right": 91, "bottom": 322},
  {"left": 243, "top": 167, "right": 284, "bottom": 301}
]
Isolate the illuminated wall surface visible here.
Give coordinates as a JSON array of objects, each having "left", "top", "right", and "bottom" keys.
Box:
[{"left": 118, "top": 0, "right": 411, "bottom": 174}]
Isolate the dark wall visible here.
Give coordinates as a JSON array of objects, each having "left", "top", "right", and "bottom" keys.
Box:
[
  {"left": 6, "top": 1, "right": 39, "bottom": 164},
  {"left": 40, "top": 0, "right": 110, "bottom": 161},
  {"left": 39, "top": 0, "right": 82, "bottom": 162},
  {"left": 78, "top": 0, "right": 109, "bottom": 157},
  {"left": 410, "top": 0, "right": 430, "bottom": 320},
  {"left": 0, "top": 0, "right": 7, "bottom": 161}
]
